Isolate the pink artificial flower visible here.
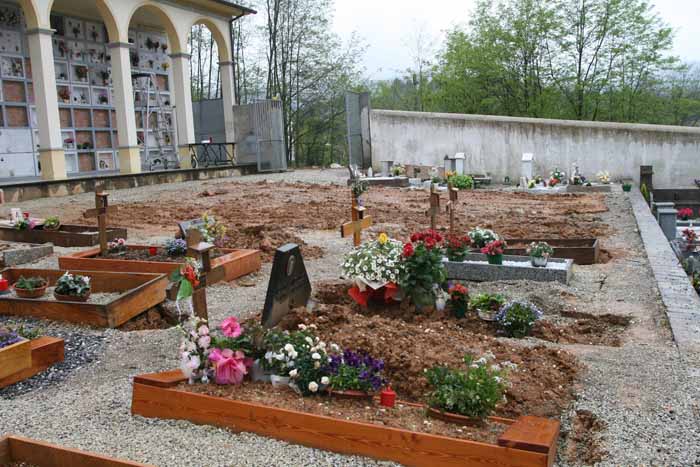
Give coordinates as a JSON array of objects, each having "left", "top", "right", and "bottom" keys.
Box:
[
  {"left": 221, "top": 316, "right": 242, "bottom": 338},
  {"left": 209, "top": 348, "right": 248, "bottom": 385},
  {"left": 197, "top": 335, "right": 211, "bottom": 349},
  {"left": 197, "top": 325, "right": 209, "bottom": 336}
]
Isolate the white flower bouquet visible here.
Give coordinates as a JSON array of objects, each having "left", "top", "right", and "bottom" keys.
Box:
[{"left": 341, "top": 234, "right": 405, "bottom": 291}]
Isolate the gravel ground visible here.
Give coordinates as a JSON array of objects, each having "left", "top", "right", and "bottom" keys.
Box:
[{"left": 0, "top": 170, "right": 698, "bottom": 466}]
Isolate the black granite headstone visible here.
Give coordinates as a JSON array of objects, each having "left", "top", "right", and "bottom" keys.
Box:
[
  {"left": 262, "top": 243, "right": 312, "bottom": 328},
  {"left": 178, "top": 218, "right": 206, "bottom": 239}
]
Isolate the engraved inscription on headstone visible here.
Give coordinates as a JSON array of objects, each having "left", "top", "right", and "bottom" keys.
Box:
[{"left": 262, "top": 243, "right": 312, "bottom": 328}]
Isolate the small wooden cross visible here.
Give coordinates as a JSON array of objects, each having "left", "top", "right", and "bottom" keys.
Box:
[
  {"left": 426, "top": 183, "right": 441, "bottom": 230},
  {"left": 83, "top": 191, "right": 117, "bottom": 256},
  {"left": 185, "top": 228, "right": 214, "bottom": 321},
  {"left": 445, "top": 183, "right": 459, "bottom": 234},
  {"left": 340, "top": 194, "right": 373, "bottom": 247}
]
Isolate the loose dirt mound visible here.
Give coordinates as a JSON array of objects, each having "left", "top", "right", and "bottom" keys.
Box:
[
  {"left": 277, "top": 303, "right": 580, "bottom": 419},
  {"left": 564, "top": 410, "right": 608, "bottom": 465},
  {"left": 70, "top": 182, "right": 610, "bottom": 261}
]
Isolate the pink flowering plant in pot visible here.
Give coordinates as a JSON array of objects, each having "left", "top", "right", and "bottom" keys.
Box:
[{"left": 178, "top": 315, "right": 260, "bottom": 385}]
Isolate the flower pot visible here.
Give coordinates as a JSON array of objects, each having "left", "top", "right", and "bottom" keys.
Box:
[
  {"left": 13, "top": 283, "right": 48, "bottom": 299},
  {"left": 477, "top": 308, "right": 499, "bottom": 322},
  {"left": 530, "top": 256, "right": 548, "bottom": 268},
  {"left": 427, "top": 407, "right": 482, "bottom": 426},
  {"left": 270, "top": 375, "right": 290, "bottom": 388},
  {"left": 43, "top": 222, "right": 61, "bottom": 231},
  {"left": 329, "top": 389, "right": 374, "bottom": 401},
  {"left": 53, "top": 291, "right": 91, "bottom": 302},
  {"left": 487, "top": 254, "right": 503, "bottom": 265},
  {"left": 250, "top": 360, "right": 271, "bottom": 383}
]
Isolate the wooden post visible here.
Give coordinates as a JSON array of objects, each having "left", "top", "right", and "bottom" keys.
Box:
[
  {"left": 186, "top": 228, "right": 214, "bottom": 321},
  {"left": 445, "top": 183, "right": 459, "bottom": 235},
  {"left": 426, "top": 183, "right": 441, "bottom": 230},
  {"left": 341, "top": 193, "right": 373, "bottom": 247},
  {"left": 82, "top": 192, "right": 117, "bottom": 257}
]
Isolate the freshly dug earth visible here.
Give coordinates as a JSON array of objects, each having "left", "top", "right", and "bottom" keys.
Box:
[
  {"left": 563, "top": 410, "right": 608, "bottom": 465},
  {"left": 181, "top": 381, "right": 508, "bottom": 444},
  {"left": 274, "top": 303, "right": 581, "bottom": 420},
  {"left": 313, "top": 281, "right": 630, "bottom": 347},
  {"left": 68, "top": 182, "right": 609, "bottom": 260},
  {"left": 117, "top": 305, "right": 178, "bottom": 332}
]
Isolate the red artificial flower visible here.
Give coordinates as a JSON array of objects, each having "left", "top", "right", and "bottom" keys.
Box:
[
  {"left": 449, "top": 283, "right": 468, "bottom": 297},
  {"left": 481, "top": 240, "right": 506, "bottom": 256},
  {"left": 402, "top": 242, "right": 415, "bottom": 257},
  {"left": 424, "top": 237, "right": 436, "bottom": 249},
  {"left": 410, "top": 232, "right": 421, "bottom": 243}
]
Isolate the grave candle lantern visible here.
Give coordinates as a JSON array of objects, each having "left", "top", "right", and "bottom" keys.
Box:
[
  {"left": 0, "top": 275, "right": 8, "bottom": 293},
  {"left": 380, "top": 386, "right": 396, "bottom": 408},
  {"left": 23, "top": 212, "right": 30, "bottom": 219},
  {"left": 148, "top": 247, "right": 158, "bottom": 256}
]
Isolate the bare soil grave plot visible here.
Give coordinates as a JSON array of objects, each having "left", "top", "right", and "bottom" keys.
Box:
[{"left": 60, "top": 181, "right": 611, "bottom": 262}]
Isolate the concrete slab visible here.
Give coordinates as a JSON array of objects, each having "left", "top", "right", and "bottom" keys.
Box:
[{"left": 444, "top": 253, "right": 573, "bottom": 285}]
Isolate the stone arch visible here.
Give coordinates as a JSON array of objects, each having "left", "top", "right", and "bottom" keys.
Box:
[
  {"left": 46, "top": 0, "right": 120, "bottom": 41},
  {"left": 127, "top": 2, "right": 183, "bottom": 54},
  {"left": 17, "top": 0, "right": 40, "bottom": 29},
  {"left": 190, "top": 17, "right": 231, "bottom": 62}
]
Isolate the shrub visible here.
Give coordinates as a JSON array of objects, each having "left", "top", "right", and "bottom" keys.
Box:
[
  {"left": 468, "top": 227, "right": 499, "bottom": 249},
  {"left": 495, "top": 301, "right": 543, "bottom": 338},
  {"left": 327, "top": 349, "right": 385, "bottom": 393},
  {"left": 54, "top": 272, "right": 91, "bottom": 297},
  {"left": 426, "top": 353, "right": 514, "bottom": 419},
  {"left": 165, "top": 238, "right": 188, "bottom": 257},
  {"left": 400, "top": 230, "right": 447, "bottom": 308},
  {"left": 448, "top": 174, "right": 474, "bottom": 190},
  {"left": 14, "top": 276, "right": 47, "bottom": 291},
  {"left": 448, "top": 283, "right": 469, "bottom": 318}
]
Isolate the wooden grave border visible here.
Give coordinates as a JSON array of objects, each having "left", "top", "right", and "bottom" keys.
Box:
[{"left": 0, "top": 337, "right": 64, "bottom": 389}]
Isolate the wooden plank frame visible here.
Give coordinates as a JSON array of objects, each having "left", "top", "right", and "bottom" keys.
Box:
[
  {"left": 502, "top": 238, "right": 600, "bottom": 265},
  {"left": 0, "top": 435, "right": 152, "bottom": 466},
  {"left": 0, "top": 268, "right": 168, "bottom": 328},
  {"left": 0, "top": 224, "right": 128, "bottom": 247},
  {"left": 0, "top": 337, "right": 64, "bottom": 389},
  {"left": 58, "top": 245, "right": 261, "bottom": 284},
  {"left": 131, "top": 371, "right": 560, "bottom": 467},
  {"left": 0, "top": 339, "right": 31, "bottom": 380}
]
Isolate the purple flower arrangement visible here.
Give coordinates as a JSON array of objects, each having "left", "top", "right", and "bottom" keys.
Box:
[
  {"left": 0, "top": 328, "right": 22, "bottom": 350},
  {"left": 327, "top": 349, "right": 386, "bottom": 393},
  {"left": 495, "top": 300, "right": 544, "bottom": 338}
]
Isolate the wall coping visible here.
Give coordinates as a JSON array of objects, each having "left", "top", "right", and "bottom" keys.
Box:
[
  {"left": 629, "top": 187, "right": 700, "bottom": 356},
  {"left": 371, "top": 109, "right": 700, "bottom": 136}
]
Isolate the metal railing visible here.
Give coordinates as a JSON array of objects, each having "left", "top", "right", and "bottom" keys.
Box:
[{"left": 188, "top": 143, "right": 236, "bottom": 169}]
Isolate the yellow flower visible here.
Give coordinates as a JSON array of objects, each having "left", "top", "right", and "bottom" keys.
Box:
[{"left": 378, "top": 233, "right": 389, "bottom": 245}]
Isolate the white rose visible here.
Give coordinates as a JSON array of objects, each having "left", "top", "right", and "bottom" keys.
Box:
[
  {"left": 321, "top": 377, "right": 329, "bottom": 385},
  {"left": 312, "top": 352, "right": 321, "bottom": 360},
  {"left": 289, "top": 369, "right": 298, "bottom": 378},
  {"left": 308, "top": 381, "right": 319, "bottom": 393},
  {"left": 284, "top": 343, "right": 294, "bottom": 353},
  {"left": 305, "top": 336, "right": 314, "bottom": 345}
]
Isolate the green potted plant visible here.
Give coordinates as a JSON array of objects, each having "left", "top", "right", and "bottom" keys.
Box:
[
  {"left": 447, "top": 283, "right": 469, "bottom": 318},
  {"left": 622, "top": 183, "right": 632, "bottom": 192},
  {"left": 53, "top": 272, "right": 91, "bottom": 302},
  {"left": 399, "top": 230, "right": 447, "bottom": 310},
  {"left": 43, "top": 216, "right": 61, "bottom": 231},
  {"left": 469, "top": 293, "right": 505, "bottom": 321},
  {"left": 481, "top": 240, "right": 506, "bottom": 265},
  {"left": 13, "top": 276, "right": 48, "bottom": 299},
  {"left": 527, "top": 241, "right": 554, "bottom": 267},
  {"left": 495, "top": 301, "right": 543, "bottom": 338},
  {"left": 467, "top": 227, "right": 499, "bottom": 249},
  {"left": 425, "top": 353, "right": 514, "bottom": 425}
]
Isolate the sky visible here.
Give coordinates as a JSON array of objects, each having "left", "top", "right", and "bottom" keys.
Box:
[{"left": 334, "top": 0, "right": 700, "bottom": 80}]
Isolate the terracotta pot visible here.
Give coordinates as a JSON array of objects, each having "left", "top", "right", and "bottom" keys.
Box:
[
  {"left": 54, "top": 291, "right": 91, "bottom": 302},
  {"left": 487, "top": 254, "right": 503, "bottom": 265},
  {"left": 329, "top": 389, "right": 374, "bottom": 401},
  {"left": 427, "top": 407, "right": 483, "bottom": 426},
  {"left": 13, "top": 283, "right": 48, "bottom": 299}
]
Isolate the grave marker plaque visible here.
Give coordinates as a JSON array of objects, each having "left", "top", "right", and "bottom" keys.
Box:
[
  {"left": 178, "top": 218, "right": 206, "bottom": 239},
  {"left": 262, "top": 244, "right": 311, "bottom": 328}
]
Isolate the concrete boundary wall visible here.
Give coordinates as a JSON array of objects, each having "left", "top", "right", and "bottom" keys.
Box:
[{"left": 369, "top": 110, "right": 700, "bottom": 187}]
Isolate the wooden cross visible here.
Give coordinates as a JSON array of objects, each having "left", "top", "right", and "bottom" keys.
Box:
[
  {"left": 426, "top": 183, "right": 441, "bottom": 230},
  {"left": 445, "top": 183, "right": 459, "bottom": 234},
  {"left": 340, "top": 194, "right": 373, "bottom": 247},
  {"left": 185, "top": 228, "right": 214, "bottom": 321},
  {"left": 83, "top": 191, "right": 117, "bottom": 256}
]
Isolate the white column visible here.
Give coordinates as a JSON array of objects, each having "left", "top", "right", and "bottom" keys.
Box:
[
  {"left": 219, "top": 60, "right": 237, "bottom": 144},
  {"left": 108, "top": 42, "right": 141, "bottom": 174},
  {"left": 26, "top": 28, "right": 66, "bottom": 180},
  {"left": 170, "top": 53, "right": 195, "bottom": 169}
]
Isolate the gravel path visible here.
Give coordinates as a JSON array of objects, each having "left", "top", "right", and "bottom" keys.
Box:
[{"left": 0, "top": 170, "right": 698, "bottom": 466}]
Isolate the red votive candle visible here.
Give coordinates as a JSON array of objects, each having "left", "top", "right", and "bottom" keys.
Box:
[
  {"left": 148, "top": 247, "right": 158, "bottom": 256},
  {"left": 380, "top": 386, "right": 396, "bottom": 408},
  {"left": 23, "top": 212, "right": 30, "bottom": 219},
  {"left": 0, "top": 277, "right": 9, "bottom": 292}
]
